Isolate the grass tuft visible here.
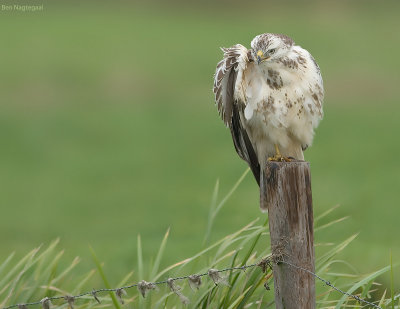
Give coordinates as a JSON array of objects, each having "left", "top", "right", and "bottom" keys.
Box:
[{"left": 0, "top": 172, "right": 397, "bottom": 308}]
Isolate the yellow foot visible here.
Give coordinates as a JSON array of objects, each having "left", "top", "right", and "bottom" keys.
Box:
[
  {"left": 267, "top": 155, "right": 292, "bottom": 162},
  {"left": 268, "top": 144, "right": 293, "bottom": 162}
]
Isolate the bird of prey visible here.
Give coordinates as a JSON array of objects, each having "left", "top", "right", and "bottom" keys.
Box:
[{"left": 213, "top": 33, "right": 324, "bottom": 211}]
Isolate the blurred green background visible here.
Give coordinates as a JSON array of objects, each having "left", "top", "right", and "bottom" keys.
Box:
[{"left": 0, "top": 0, "right": 399, "bottom": 290}]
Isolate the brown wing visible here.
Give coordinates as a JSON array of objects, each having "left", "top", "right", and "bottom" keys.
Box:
[{"left": 213, "top": 45, "right": 260, "bottom": 185}]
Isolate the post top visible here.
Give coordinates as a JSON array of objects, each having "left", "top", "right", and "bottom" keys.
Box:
[{"left": 265, "top": 160, "right": 310, "bottom": 167}]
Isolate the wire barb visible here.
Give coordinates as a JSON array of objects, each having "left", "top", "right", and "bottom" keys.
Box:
[
  {"left": 92, "top": 289, "right": 101, "bottom": 304},
  {"left": 188, "top": 274, "right": 202, "bottom": 290},
  {"left": 137, "top": 280, "right": 156, "bottom": 298},
  {"left": 40, "top": 298, "right": 51, "bottom": 309},
  {"left": 115, "top": 288, "right": 127, "bottom": 304},
  {"left": 167, "top": 278, "right": 189, "bottom": 305},
  {"left": 63, "top": 296, "right": 74, "bottom": 309},
  {"left": 208, "top": 269, "right": 229, "bottom": 286},
  {"left": 257, "top": 257, "right": 272, "bottom": 273}
]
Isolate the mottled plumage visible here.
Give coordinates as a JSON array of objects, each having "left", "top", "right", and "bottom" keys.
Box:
[{"left": 213, "top": 33, "right": 324, "bottom": 211}]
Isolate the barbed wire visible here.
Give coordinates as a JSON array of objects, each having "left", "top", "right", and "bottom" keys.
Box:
[
  {"left": 281, "top": 260, "right": 382, "bottom": 309},
  {"left": 2, "top": 257, "right": 382, "bottom": 309}
]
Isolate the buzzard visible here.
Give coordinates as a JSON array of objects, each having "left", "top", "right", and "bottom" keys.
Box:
[{"left": 213, "top": 33, "right": 324, "bottom": 211}]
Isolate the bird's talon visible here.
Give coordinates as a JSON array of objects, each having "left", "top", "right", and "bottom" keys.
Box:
[{"left": 267, "top": 155, "right": 292, "bottom": 162}]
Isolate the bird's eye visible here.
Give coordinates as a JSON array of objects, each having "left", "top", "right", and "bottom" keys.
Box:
[{"left": 269, "top": 48, "right": 276, "bottom": 54}]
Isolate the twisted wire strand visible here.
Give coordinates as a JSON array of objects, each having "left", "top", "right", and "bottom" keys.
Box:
[
  {"left": 281, "top": 260, "right": 382, "bottom": 309},
  {"left": 2, "top": 258, "right": 382, "bottom": 309}
]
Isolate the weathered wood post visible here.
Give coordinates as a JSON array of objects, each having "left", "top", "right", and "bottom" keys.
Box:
[{"left": 263, "top": 161, "right": 315, "bottom": 309}]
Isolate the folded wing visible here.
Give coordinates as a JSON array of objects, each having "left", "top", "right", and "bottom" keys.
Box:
[{"left": 213, "top": 45, "right": 261, "bottom": 185}]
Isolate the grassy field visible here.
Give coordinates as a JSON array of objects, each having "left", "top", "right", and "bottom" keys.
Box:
[{"left": 0, "top": 0, "right": 399, "bottom": 292}]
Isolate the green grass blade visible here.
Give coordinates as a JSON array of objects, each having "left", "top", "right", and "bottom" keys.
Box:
[
  {"left": 89, "top": 246, "right": 121, "bottom": 309},
  {"left": 318, "top": 259, "right": 359, "bottom": 276},
  {"left": 150, "top": 228, "right": 169, "bottom": 281},
  {"left": 226, "top": 286, "right": 252, "bottom": 309},
  {"left": 204, "top": 178, "right": 219, "bottom": 245},
  {"left": 213, "top": 221, "right": 262, "bottom": 264},
  {"left": 204, "top": 168, "right": 250, "bottom": 246},
  {"left": 221, "top": 251, "right": 239, "bottom": 308},
  {"left": 314, "top": 216, "right": 349, "bottom": 232},
  {"left": 0, "top": 246, "right": 39, "bottom": 307},
  {"left": 152, "top": 258, "right": 191, "bottom": 282},
  {"left": 317, "top": 234, "right": 358, "bottom": 267},
  {"left": 360, "top": 278, "right": 373, "bottom": 299},
  {"left": 137, "top": 235, "right": 143, "bottom": 281},
  {"left": 236, "top": 273, "right": 264, "bottom": 309},
  {"left": 202, "top": 286, "right": 218, "bottom": 308},
  {"left": 213, "top": 168, "right": 249, "bottom": 217},
  {"left": 137, "top": 234, "right": 145, "bottom": 308},
  {"left": 390, "top": 250, "right": 394, "bottom": 309},
  {"left": 190, "top": 286, "right": 215, "bottom": 308},
  {"left": 25, "top": 249, "right": 65, "bottom": 301},
  {"left": 240, "top": 232, "right": 262, "bottom": 267},
  {"left": 0, "top": 247, "right": 40, "bottom": 291},
  {"left": 314, "top": 204, "right": 341, "bottom": 223},
  {"left": 32, "top": 239, "right": 59, "bottom": 281},
  {"left": 167, "top": 219, "right": 258, "bottom": 276},
  {"left": 72, "top": 269, "right": 96, "bottom": 295},
  {"left": 117, "top": 271, "right": 134, "bottom": 287},
  {"left": 378, "top": 289, "right": 387, "bottom": 307},
  {"left": 0, "top": 252, "right": 15, "bottom": 277},
  {"left": 50, "top": 256, "right": 80, "bottom": 285},
  {"left": 334, "top": 265, "right": 391, "bottom": 309}
]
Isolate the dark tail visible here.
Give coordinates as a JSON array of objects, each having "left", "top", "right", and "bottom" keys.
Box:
[
  {"left": 229, "top": 102, "right": 262, "bottom": 202},
  {"left": 248, "top": 159, "right": 260, "bottom": 187},
  {"left": 259, "top": 165, "right": 268, "bottom": 212}
]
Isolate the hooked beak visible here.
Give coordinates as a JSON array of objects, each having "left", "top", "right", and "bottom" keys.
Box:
[
  {"left": 256, "top": 50, "right": 263, "bottom": 64},
  {"left": 257, "top": 50, "right": 264, "bottom": 64},
  {"left": 256, "top": 50, "right": 269, "bottom": 64}
]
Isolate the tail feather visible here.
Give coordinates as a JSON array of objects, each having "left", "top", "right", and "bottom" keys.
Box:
[
  {"left": 229, "top": 102, "right": 261, "bottom": 186},
  {"left": 248, "top": 159, "right": 260, "bottom": 187},
  {"left": 259, "top": 164, "right": 267, "bottom": 212}
]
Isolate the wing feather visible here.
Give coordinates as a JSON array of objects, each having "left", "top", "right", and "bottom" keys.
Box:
[
  {"left": 213, "top": 45, "right": 260, "bottom": 185},
  {"left": 213, "top": 44, "right": 247, "bottom": 126}
]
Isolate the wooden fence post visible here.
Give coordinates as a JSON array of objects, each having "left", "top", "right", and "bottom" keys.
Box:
[{"left": 263, "top": 161, "right": 315, "bottom": 309}]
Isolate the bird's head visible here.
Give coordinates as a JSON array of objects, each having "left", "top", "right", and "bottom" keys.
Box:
[{"left": 250, "top": 33, "right": 294, "bottom": 65}]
